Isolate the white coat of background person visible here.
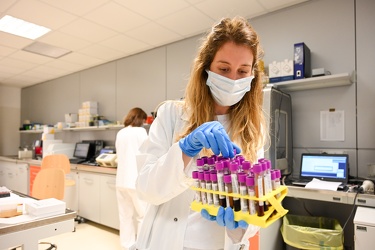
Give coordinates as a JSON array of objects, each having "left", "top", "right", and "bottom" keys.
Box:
[
  {"left": 115, "top": 107, "right": 148, "bottom": 250},
  {"left": 133, "top": 16, "right": 267, "bottom": 250}
]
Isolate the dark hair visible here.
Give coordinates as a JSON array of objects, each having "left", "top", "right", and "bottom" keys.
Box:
[{"left": 123, "top": 107, "right": 147, "bottom": 127}]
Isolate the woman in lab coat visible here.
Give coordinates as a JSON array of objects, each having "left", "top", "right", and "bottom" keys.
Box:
[
  {"left": 115, "top": 107, "right": 148, "bottom": 250},
  {"left": 134, "top": 16, "right": 266, "bottom": 250}
]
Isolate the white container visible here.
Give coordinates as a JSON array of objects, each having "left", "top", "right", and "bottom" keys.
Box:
[
  {"left": 354, "top": 206, "right": 375, "bottom": 250},
  {"left": 65, "top": 113, "right": 78, "bottom": 123}
]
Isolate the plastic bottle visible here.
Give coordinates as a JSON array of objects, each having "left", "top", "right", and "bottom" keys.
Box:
[
  {"left": 198, "top": 171, "right": 207, "bottom": 204},
  {"left": 229, "top": 161, "right": 241, "bottom": 211},
  {"left": 245, "top": 175, "right": 257, "bottom": 215},
  {"left": 215, "top": 161, "right": 227, "bottom": 207},
  {"left": 210, "top": 170, "right": 220, "bottom": 206},
  {"left": 252, "top": 163, "right": 264, "bottom": 216},
  {"left": 223, "top": 174, "right": 234, "bottom": 208},
  {"left": 238, "top": 173, "right": 249, "bottom": 213},
  {"left": 192, "top": 171, "right": 201, "bottom": 202},
  {"left": 204, "top": 171, "right": 213, "bottom": 205}
]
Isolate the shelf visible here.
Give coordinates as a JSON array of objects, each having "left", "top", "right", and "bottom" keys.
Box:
[
  {"left": 269, "top": 73, "right": 354, "bottom": 92},
  {"left": 20, "top": 125, "right": 124, "bottom": 133}
]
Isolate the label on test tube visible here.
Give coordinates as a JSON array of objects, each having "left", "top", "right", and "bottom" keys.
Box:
[
  {"left": 238, "top": 173, "right": 249, "bottom": 213},
  {"left": 210, "top": 171, "right": 220, "bottom": 206},
  {"left": 215, "top": 161, "right": 227, "bottom": 207},
  {"left": 198, "top": 172, "right": 207, "bottom": 204},
  {"left": 229, "top": 161, "right": 241, "bottom": 212},
  {"left": 246, "top": 176, "right": 257, "bottom": 215},
  {"left": 204, "top": 171, "right": 213, "bottom": 205},
  {"left": 192, "top": 171, "right": 201, "bottom": 202}
]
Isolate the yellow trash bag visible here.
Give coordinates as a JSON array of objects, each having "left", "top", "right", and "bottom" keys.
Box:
[{"left": 281, "top": 214, "right": 344, "bottom": 250}]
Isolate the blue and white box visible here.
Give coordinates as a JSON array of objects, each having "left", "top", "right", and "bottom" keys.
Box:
[{"left": 294, "top": 43, "right": 311, "bottom": 79}]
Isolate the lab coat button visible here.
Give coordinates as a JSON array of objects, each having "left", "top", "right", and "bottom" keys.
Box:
[{"left": 174, "top": 218, "right": 178, "bottom": 221}]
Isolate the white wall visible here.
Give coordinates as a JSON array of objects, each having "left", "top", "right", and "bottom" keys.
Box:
[{"left": 0, "top": 85, "right": 21, "bottom": 155}]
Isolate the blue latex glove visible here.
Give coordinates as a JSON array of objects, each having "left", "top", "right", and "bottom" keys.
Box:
[
  {"left": 179, "top": 121, "right": 241, "bottom": 158},
  {"left": 201, "top": 207, "right": 248, "bottom": 230}
]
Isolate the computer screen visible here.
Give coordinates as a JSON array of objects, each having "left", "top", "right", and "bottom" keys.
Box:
[{"left": 73, "top": 142, "right": 91, "bottom": 159}]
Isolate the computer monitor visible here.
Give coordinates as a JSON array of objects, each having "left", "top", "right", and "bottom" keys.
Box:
[{"left": 73, "top": 142, "right": 91, "bottom": 160}]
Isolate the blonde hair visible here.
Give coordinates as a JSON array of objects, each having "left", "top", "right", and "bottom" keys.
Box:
[{"left": 180, "top": 16, "right": 267, "bottom": 163}]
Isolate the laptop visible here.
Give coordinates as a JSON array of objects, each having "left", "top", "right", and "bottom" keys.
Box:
[
  {"left": 292, "top": 153, "right": 349, "bottom": 189},
  {"left": 69, "top": 142, "right": 94, "bottom": 164}
]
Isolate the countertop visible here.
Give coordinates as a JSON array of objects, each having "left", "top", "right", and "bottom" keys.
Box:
[{"left": 0, "top": 156, "right": 117, "bottom": 175}]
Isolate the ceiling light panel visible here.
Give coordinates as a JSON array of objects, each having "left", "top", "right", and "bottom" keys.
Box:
[{"left": 0, "top": 15, "right": 51, "bottom": 40}]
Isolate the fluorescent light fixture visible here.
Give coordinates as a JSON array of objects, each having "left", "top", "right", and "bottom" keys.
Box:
[
  {"left": 23, "top": 42, "right": 71, "bottom": 58},
  {"left": 0, "top": 15, "right": 50, "bottom": 40}
]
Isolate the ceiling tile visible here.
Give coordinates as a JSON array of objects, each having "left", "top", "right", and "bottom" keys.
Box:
[
  {"left": 84, "top": 2, "right": 149, "bottom": 33},
  {"left": 0, "top": 32, "right": 33, "bottom": 49},
  {"left": 114, "top": 0, "right": 189, "bottom": 20},
  {"left": 126, "top": 22, "right": 183, "bottom": 47},
  {"left": 40, "top": 0, "right": 110, "bottom": 16},
  {"left": 59, "top": 52, "right": 104, "bottom": 67},
  {"left": 7, "top": 0, "right": 77, "bottom": 30},
  {"left": 59, "top": 18, "right": 118, "bottom": 43},
  {"left": 196, "top": 0, "right": 266, "bottom": 20},
  {"left": 0, "top": 57, "right": 37, "bottom": 71},
  {"left": 0, "top": 0, "right": 17, "bottom": 12},
  {"left": 43, "top": 59, "right": 82, "bottom": 71},
  {"left": 259, "top": 0, "right": 308, "bottom": 11},
  {"left": 79, "top": 44, "right": 124, "bottom": 61},
  {"left": 99, "top": 34, "right": 151, "bottom": 54},
  {"left": 157, "top": 7, "right": 215, "bottom": 37},
  {"left": 9, "top": 50, "right": 53, "bottom": 64},
  {"left": 0, "top": 45, "right": 16, "bottom": 57},
  {"left": 38, "top": 31, "right": 91, "bottom": 51}
]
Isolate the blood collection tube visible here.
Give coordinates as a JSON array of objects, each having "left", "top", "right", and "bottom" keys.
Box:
[
  {"left": 252, "top": 163, "right": 264, "bottom": 216},
  {"left": 242, "top": 160, "right": 251, "bottom": 174},
  {"left": 223, "top": 174, "right": 234, "bottom": 208},
  {"left": 192, "top": 171, "right": 201, "bottom": 202},
  {"left": 196, "top": 158, "right": 204, "bottom": 172},
  {"left": 229, "top": 161, "right": 241, "bottom": 211},
  {"left": 246, "top": 175, "right": 257, "bottom": 215},
  {"left": 215, "top": 161, "right": 227, "bottom": 207},
  {"left": 210, "top": 170, "right": 220, "bottom": 206},
  {"left": 207, "top": 157, "right": 215, "bottom": 171},
  {"left": 198, "top": 171, "right": 207, "bottom": 204},
  {"left": 259, "top": 161, "right": 269, "bottom": 211},
  {"left": 274, "top": 169, "right": 281, "bottom": 198},
  {"left": 238, "top": 173, "right": 248, "bottom": 213},
  {"left": 204, "top": 171, "right": 213, "bottom": 205}
]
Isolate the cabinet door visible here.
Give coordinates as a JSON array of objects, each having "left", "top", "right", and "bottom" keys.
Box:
[
  {"left": 100, "top": 175, "right": 119, "bottom": 229},
  {"left": 78, "top": 172, "right": 100, "bottom": 223},
  {"left": 15, "top": 163, "right": 29, "bottom": 194}
]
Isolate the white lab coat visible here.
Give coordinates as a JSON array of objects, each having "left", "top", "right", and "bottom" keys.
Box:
[
  {"left": 116, "top": 126, "right": 148, "bottom": 189},
  {"left": 134, "top": 101, "right": 261, "bottom": 250},
  {"left": 116, "top": 126, "right": 148, "bottom": 249}
]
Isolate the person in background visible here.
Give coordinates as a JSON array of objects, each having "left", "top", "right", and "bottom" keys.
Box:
[
  {"left": 115, "top": 107, "right": 148, "bottom": 250},
  {"left": 133, "top": 16, "right": 267, "bottom": 250}
]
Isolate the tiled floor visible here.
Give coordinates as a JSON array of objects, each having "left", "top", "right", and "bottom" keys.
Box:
[{"left": 35, "top": 220, "right": 122, "bottom": 250}]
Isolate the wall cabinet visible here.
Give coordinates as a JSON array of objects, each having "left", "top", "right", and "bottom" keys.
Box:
[
  {"left": 78, "top": 171, "right": 119, "bottom": 229},
  {"left": 0, "top": 161, "right": 29, "bottom": 194}
]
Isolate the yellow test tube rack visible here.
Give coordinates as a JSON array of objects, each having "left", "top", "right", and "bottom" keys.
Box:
[{"left": 190, "top": 185, "right": 288, "bottom": 228}]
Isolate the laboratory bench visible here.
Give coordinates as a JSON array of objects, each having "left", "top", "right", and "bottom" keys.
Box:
[{"left": 0, "top": 156, "right": 119, "bottom": 230}]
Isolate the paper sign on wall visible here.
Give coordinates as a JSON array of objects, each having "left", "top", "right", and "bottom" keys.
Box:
[{"left": 320, "top": 109, "right": 345, "bottom": 141}]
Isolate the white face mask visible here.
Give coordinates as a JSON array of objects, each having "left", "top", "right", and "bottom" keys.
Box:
[{"left": 206, "top": 70, "right": 254, "bottom": 106}]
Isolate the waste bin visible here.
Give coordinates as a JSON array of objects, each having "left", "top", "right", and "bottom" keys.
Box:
[{"left": 280, "top": 214, "right": 344, "bottom": 250}]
